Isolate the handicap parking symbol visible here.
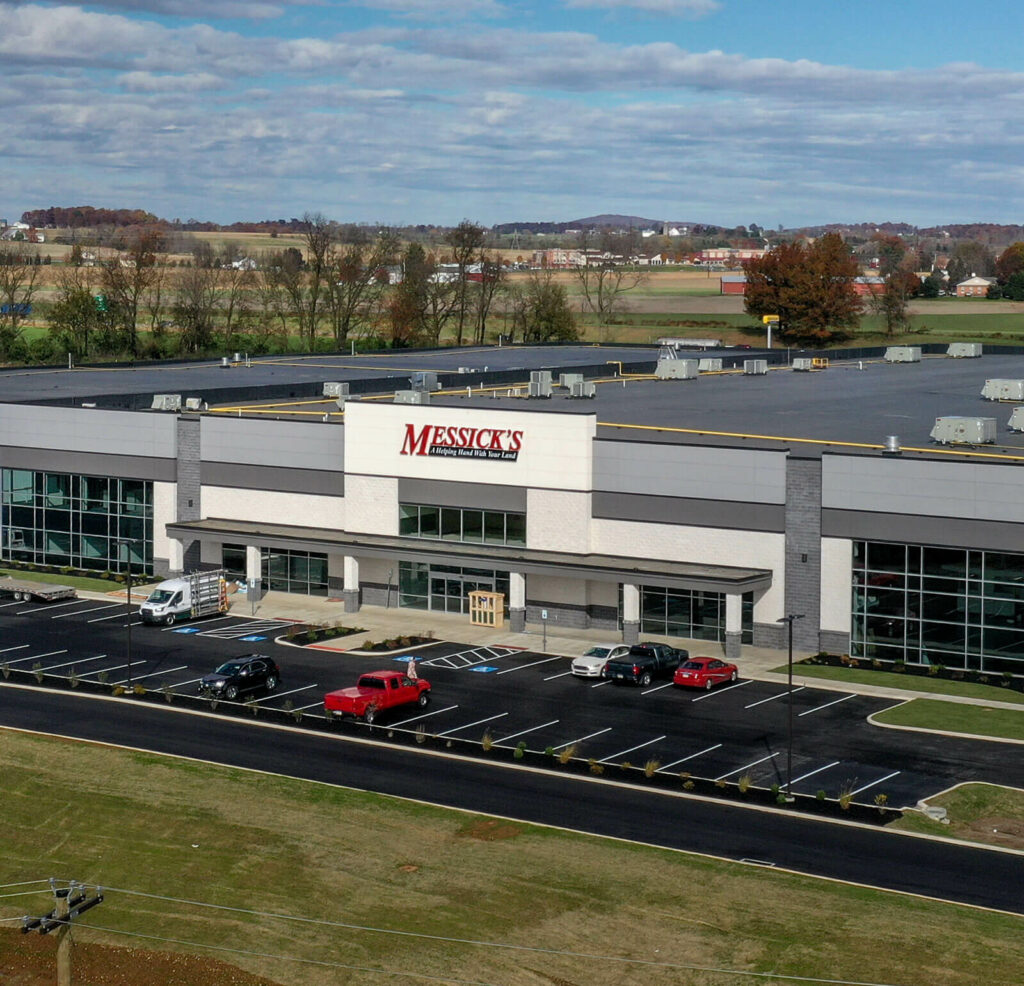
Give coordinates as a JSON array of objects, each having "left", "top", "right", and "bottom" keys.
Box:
[
  {"left": 240, "top": 635, "right": 266, "bottom": 642},
  {"left": 469, "top": 666, "right": 499, "bottom": 673},
  {"left": 172, "top": 627, "right": 200, "bottom": 634}
]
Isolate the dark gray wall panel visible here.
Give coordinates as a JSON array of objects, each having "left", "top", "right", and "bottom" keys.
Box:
[
  {"left": 785, "top": 456, "right": 822, "bottom": 652},
  {"left": 592, "top": 491, "right": 784, "bottom": 531},
  {"left": 201, "top": 416, "right": 344, "bottom": 471},
  {"left": 0, "top": 446, "right": 175, "bottom": 482},
  {"left": 822, "top": 508, "right": 1024, "bottom": 552},
  {"left": 201, "top": 462, "right": 344, "bottom": 497},
  {"left": 176, "top": 416, "right": 202, "bottom": 571},
  {"left": 398, "top": 478, "right": 527, "bottom": 512},
  {"left": 594, "top": 439, "right": 786, "bottom": 504}
]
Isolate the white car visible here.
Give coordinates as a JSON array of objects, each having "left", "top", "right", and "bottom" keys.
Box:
[{"left": 571, "top": 643, "right": 631, "bottom": 678}]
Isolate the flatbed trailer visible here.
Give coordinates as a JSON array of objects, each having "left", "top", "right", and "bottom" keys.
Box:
[{"left": 0, "top": 577, "right": 78, "bottom": 603}]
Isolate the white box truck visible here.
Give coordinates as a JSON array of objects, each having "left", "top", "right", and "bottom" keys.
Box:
[{"left": 140, "top": 569, "right": 228, "bottom": 626}]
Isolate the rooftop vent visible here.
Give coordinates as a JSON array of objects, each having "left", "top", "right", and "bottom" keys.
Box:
[
  {"left": 792, "top": 358, "right": 814, "bottom": 372},
  {"left": 1008, "top": 407, "right": 1024, "bottom": 432},
  {"left": 980, "top": 379, "right": 1024, "bottom": 402},
  {"left": 411, "top": 371, "right": 439, "bottom": 392},
  {"left": 150, "top": 394, "right": 182, "bottom": 411},
  {"left": 929, "top": 416, "right": 996, "bottom": 445},
  {"left": 395, "top": 390, "right": 430, "bottom": 405},
  {"left": 697, "top": 358, "right": 722, "bottom": 372},
  {"left": 947, "top": 342, "right": 982, "bottom": 358},
  {"left": 567, "top": 380, "right": 596, "bottom": 399},
  {"left": 655, "top": 359, "right": 698, "bottom": 380},
  {"left": 184, "top": 397, "right": 205, "bottom": 411},
  {"left": 559, "top": 372, "right": 584, "bottom": 388},
  {"left": 884, "top": 346, "right": 921, "bottom": 363},
  {"left": 323, "top": 382, "right": 350, "bottom": 398},
  {"left": 882, "top": 435, "right": 901, "bottom": 455},
  {"left": 743, "top": 359, "right": 768, "bottom": 376}
]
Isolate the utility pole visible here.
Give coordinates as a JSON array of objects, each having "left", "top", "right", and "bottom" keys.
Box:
[{"left": 23, "top": 879, "right": 105, "bottom": 986}]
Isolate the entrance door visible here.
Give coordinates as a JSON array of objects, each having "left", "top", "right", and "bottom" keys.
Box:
[{"left": 429, "top": 572, "right": 495, "bottom": 613}]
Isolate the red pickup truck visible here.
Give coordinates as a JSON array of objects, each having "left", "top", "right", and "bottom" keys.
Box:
[{"left": 323, "top": 670, "right": 431, "bottom": 723}]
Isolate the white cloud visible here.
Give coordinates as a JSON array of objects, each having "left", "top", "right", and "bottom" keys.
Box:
[
  {"left": 562, "top": 0, "right": 719, "bottom": 15},
  {"left": 346, "top": 0, "right": 505, "bottom": 18}
]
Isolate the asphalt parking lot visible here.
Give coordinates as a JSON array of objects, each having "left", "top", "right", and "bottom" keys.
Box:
[{"left": 2, "top": 598, "right": 1020, "bottom": 809}]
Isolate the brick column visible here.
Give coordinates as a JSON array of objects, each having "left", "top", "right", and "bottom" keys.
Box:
[
  {"left": 342, "top": 555, "right": 360, "bottom": 613},
  {"left": 508, "top": 571, "right": 526, "bottom": 632},
  {"left": 785, "top": 455, "right": 822, "bottom": 653},
  {"left": 175, "top": 415, "right": 201, "bottom": 573},
  {"left": 622, "top": 583, "right": 639, "bottom": 645}
]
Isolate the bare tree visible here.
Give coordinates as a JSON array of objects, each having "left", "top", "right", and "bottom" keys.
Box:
[
  {"left": 0, "top": 245, "right": 39, "bottom": 357},
  {"left": 444, "top": 220, "right": 485, "bottom": 347},
  {"left": 47, "top": 266, "right": 99, "bottom": 359},
  {"left": 326, "top": 228, "right": 399, "bottom": 345},
  {"left": 100, "top": 227, "right": 164, "bottom": 355},
  {"left": 172, "top": 264, "right": 221, "bottom": 352},
  {"left": 470, "top": 254, "right": 505, "bottom": 345}
]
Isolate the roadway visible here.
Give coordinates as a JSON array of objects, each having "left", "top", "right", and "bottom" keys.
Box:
[{"left": 1, "top": 684, "right": 1022, "bottom": 916}]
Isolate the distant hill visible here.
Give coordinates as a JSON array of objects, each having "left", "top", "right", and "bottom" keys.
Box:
[{"left": 491, "top": 215, "right": 701, "bottom": 234}]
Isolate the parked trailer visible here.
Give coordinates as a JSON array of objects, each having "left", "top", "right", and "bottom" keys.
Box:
[{"left": 0, "top": 577, "right": 78, "bottom": 603}]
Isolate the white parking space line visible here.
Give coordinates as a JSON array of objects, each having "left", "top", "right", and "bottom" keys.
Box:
[
  {"left": 496, "top": 720, "right": 560, "bottom": 743},
  {"left": 51, "top": 603, "right": 121, "bottom": 619},
  {"left": 640, "top": 681, "right": 675, "bottom": 695},
  {"left": 553, "top": 727, "right": 611, "bottom": 750},
  {"left": 658, "top": 744, "right": 723, "bottom": 771},
  {"left": 79, "top": 663, "right": 136, "bottom": 678},
  {"left": 590, "top": 679, "right": 612, "bottom": 688},
  {"left": 391, "top": 705, "right": 460, "bottom": 727},
  {"left": 255, "top": 684, "right": 318, "bottom": 703},
  {"left": 88, "top": 610, "right": 137, "bottom": 623},
  {"left": 164, "top": 616, "right": 234, "bottom": 633},
  {"left": 798, "top": 694, "right": 856, "bottom": 717},
  {"left": 744, "top": 686, "right": 805, "bottom": 709},
  {"left": 495, "top": 656, "right": 561, "bottom": 675},
  {"left": 0, "top": 600, "right": 23, "bottom": 609},
  {"left": 437, "top": 712, "right": 509, "bottom": 737},
  {"left": 599, "top": 736, "right": 666, "bottom": 764},
  {"left": 850, "top": 771, "right": 901, "bottom": 796},
  {"left": 715, "top": 753, "right": 778, "bottom": 781},
  {"left": 113, "top": 665, "right": 187, "bottom": 685},
  {"left": 690, "top": 679, "right": 753, "bottom": 702},
  {"left": 36, "top": 654, "right": 108, "bottom": 673},
  {"left": 173, "top": 676, "right": 207, "bottom": 688},
  {"left": 791, "top": 761, "right": 841, "bottom": 785},
  {"left": 294, "top": 701, "right": 325, "bottom": 712},
  {"left": 16, "top": 600, "right": 86, "bottom": 614},
  {"left": 543, "top": 670, "right": 574, "bottom": 681},
  {"left": 0, "top": 644, "right": 30, "bottom": 655},
  {"left": 4, "top": 649, "right": 68, "bottom": 667}
]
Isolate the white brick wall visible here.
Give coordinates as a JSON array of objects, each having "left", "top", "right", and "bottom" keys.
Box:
[
  {"left": 202, "top": 486, "right": 344, "bottom": 531},
  {"left": 526, "top": 489, "right": 591, "bottom": 552},
  {"left": 152, "top": 481, "right": 176, "bottom": 564},
  {"left": 343, "top": 475, "right": 397, "bottom": 535},
  {"left": 820, "top": 537, "right": 852, "bottom": 633}
]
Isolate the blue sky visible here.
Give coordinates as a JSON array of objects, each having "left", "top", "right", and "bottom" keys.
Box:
[{"left": 2, "top": 0, "right": 1023, "bottom": 228}]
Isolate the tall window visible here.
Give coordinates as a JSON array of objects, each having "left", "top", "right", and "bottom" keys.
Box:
[
  {"left": 623, "top": 585, "right": 753, "bottom": 644},
  {"left": 2, "top": 469, "right": 153, "bottom": 574},
  {"left": 399, "top": 503, "right": 526, "bottom": 547},
  {"left": 852, "top": 540, "right": 1024, "bottom": 673}
]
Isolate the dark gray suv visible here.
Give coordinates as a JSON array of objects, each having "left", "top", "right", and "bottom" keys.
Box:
[{"left": 199, "top": 654, "right": 281, "bottom": 701}]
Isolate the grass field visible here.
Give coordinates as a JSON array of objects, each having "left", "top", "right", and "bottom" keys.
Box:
[
  {"left": 0, "top": 566, "right": 129, "bottom": 594},
  {"left": 778, "top": 663, "right": 1024, "bottom": 708},
  {"left": 872, "top": 698, "right": 1024, "bottom": 742},
  {"left": 891, "top": 782, "right": 1024, "bottom": 852},
  {"left": 1, "top": 729, "right": 1022, "bottom": 986}
]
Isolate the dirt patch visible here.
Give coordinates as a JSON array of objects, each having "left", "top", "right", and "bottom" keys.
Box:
[
  {"left": 958, "top": 816, "right": 1024, "bottom": 851},
  {"left": 455, "top": 818, "right": 524, "bottom": 841},
  {"left": 397, "top": 863, "right": 420, "bottom": 872},
  {"left": 0, "top": 929, "right": 283, "bottom": 986}
]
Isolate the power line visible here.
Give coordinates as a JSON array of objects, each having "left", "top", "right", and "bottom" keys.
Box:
[
  {"left": 64, "top": 882, "right": 907, "bottom": 986},
  {"left": 0, "top": 879, "right": 54, "bottom": 890}
]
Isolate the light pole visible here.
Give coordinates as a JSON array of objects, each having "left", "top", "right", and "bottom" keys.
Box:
[
  {"left": 777, "top": 613, "right": 805, "bottom": 802},
  {"left": 117, "top": 541, "right": 137, "bottom": 691}
]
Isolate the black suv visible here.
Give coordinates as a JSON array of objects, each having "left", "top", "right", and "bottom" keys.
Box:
[
  {"left": 602, "top": 643, "right": 687, "bottom": 686},
  {"left": 199, "top": 654, "right": 281, "bottom": 701}
]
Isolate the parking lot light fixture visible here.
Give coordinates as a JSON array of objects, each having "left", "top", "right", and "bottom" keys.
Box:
[
  {"left": 116, "top": 540, "right": 139, "bottom": 692},
  {"left": 777, "top": 613, "right": 805, "bottom": 803}
]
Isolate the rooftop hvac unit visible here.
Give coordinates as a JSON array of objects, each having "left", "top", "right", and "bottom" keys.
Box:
[
  {"left": 568, "top": 380, "right": 596, "bottom": 399},
  {"left": 528, "top": 379, "right": 552, "bottom": 399},
  {"left": 530, "top": 370, "right": 552, "bottom": 386},
  {"left": 980, "top": 378, "right": 1024, "bottom": 401},
  {"left": 1009, "top": 407, "right": 1024, "bottom": 432},
  {"left": 743, "top": 359, "right": 768, "bottom": 376},
  {"left": 947, "top": 342, "right": 983, "bottom": 358},
  {"left": 411, "top": 371, "right": 439, "bottom": 392},
  {"left": 559, "top": 372, "right": 584, "bottom": 388},
  {"left": 184, "top": 397, "right": 205, "bottom": 411},
  {"left": 395, "top": 390, "right": 431, "bottom": 405},
  {"left": 323, "top": 382, "right": 350, "bottom": 398},
  {"left": 792, "top": 358, "right": 814, "bottom": 372},
  {"left": 655, "top": 359, "right": 698, "bottom": 380},
  {"left": 657, "top": 345, "right": 679, "bottom": 361},
  {"left": 884, "top": 346, "right": 921, "bottom": 363},
  {"left": 697, "top": 358, "right": 722, "bottom": 372},
  {"left": 150, "top": 394, "right": 182, "bottom": 411},
  {"left": 929, "top": 416, "right": 996, "bottom": 445}
]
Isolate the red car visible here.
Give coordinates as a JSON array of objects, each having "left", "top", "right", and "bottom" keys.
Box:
[{"left": 673, "top": 657, "right": 739, "bottom": 690}]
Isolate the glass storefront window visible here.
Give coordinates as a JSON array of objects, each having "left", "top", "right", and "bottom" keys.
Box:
[
  {"left": 630, "top": 585, "right": 753, "bottom": 644},
  {"left": 852, "top": 540, "right": 1024, "bottom": 673},
  {"left": 2, "top": 468, "right": 152, "bottom": 574},
  {"left": 262, "top": 548, "right": 327, "bottom": 596},
  {"left": 398, "top": 503, "right": 526, "bottom": 547}
]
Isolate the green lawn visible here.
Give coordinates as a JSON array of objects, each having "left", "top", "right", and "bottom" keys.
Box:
[
  {"left": 891, "top": 783, "right": 1024, "bottom": 852},
  {"left": 872, "top": 699, "right": 1024, "bottom": 742},
  {"left": 782, "top": 662, "right": 1024, "bottom": 706},
  {"left": 0, "top": 566, "right": 133, "bottom": 594},
  {"left": 1, "top": 730, "right": 1021, "bottom": 986}
]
